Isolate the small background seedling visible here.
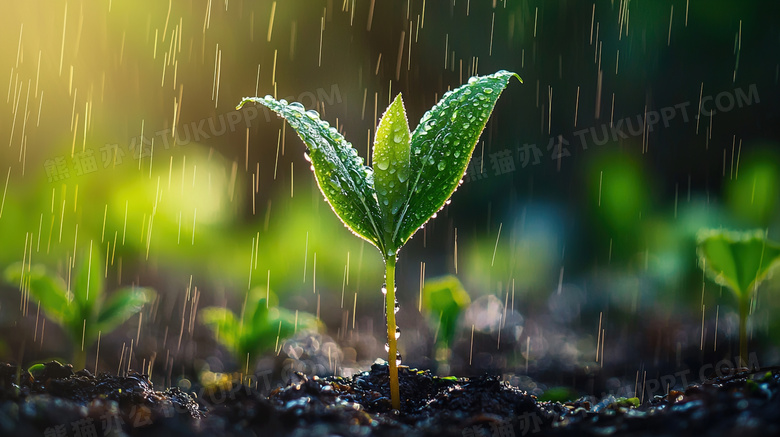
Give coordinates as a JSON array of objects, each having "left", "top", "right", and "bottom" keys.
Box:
[
  {"left": 4, "top": 247, "right": 155, "bottom": 370},
  {"left": 237, "top": 70, "right": 519, "bottom": 409},
  {"left": 422, "top": 275, "right": 471, "bottom": 373},
  {"left": 697, "top": 229, "right": 780, "bottom": 367},
  {"left": 200, "top": 287, "right": 318, "bottom": 374}
]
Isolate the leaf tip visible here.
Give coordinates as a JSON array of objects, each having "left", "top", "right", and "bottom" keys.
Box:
[
  {"left": 494, "top": 70, "right": 522, "bottom": 84},
  {"left": 236, "top": 97, "right": 256, "bottom": 110}
]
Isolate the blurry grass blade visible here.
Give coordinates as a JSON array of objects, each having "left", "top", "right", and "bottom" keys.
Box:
[
  {"left": 373, "top": 94, "right": 411, "bottom": 245},
  {"left": 96, "top": 287, "right": 154, "bottom": 334},
  {"left": 395, "top": 71, "right": 520, "bottom": 245},
  {"left": 423, "top": 275, "right": 471, "bottom": 348},
  {"left": 4, "top": 263, "right": 73, "bottom": 323},
  {"left": 237, "top": 96, "right": 385, "bottom": 253},
  {"left": 697, "top": 229, "right": 780, "bottom": 297}
]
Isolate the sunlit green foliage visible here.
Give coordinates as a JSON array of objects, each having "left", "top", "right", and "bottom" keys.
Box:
[
  {"left": 589, "top": 154, "right": 650, "bottom": 236},
  {"left": 726, "top": 150, "right": 780, "bottom": 226}
]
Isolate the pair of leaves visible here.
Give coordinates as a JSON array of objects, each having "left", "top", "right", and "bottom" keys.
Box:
[
  {"left": 697, "top": 229, "right": 780, "bottom": 302},
  {"left": 4, "top": 253, "right": 154, "bottom": 346},
  {"left": 237, "top": 70, "right": 519, "bottom": 257},
  {"left": 200, "top": 289, "right": 318, "bottom": 364}
]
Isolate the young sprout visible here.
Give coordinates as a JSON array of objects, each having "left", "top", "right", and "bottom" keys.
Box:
[
  {"left": 423, "top": 275, "right": 471, "bottom": 372},
  {"left": 4, "top": 250, "right": 155, "bottom": 370},
  {"left": 200, "top": 288, "right": 318, "bottom": 372},
  {"left": 697, "top": 229, "right": 780, "bottom": 367},
  {"left": 237, "top": 70, "right": 519, "bottom": 409}
]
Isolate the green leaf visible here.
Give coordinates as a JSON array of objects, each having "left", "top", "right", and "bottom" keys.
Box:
[
  {"left": 96, "top": 287, "right": 154, "bottom": 335},
  {"left": 73, "top": 248, "right": 104, "bottom": 317},
  {"left": 697, "top": 229, "right": 780, "bottom": 299},
  {"left": 245, "top": 305, "right": 319, "bottom": 354},
  {"left": 237, "top": 96, "right": 386, "bottom": 254},
  {"left": 249, "top": 298, "right": 270, "bottom": 336},
  {"left": 393, "top": 70, "right": 520, "bottom": 246},
  {"left": 4, "top": 263, "right": 74, "bottom": 323},
  {"left": 423, "top": 275, "right": 471, "bottom": 348},
  {"left": 538, "top": 386, "right": 579, "bottom": 403},
  {"left": 373, "top": 94, "right": 411, "bottom": 246},
  {"left": 200, "top": 307, "right": 242, "bottom": 355},
  {"left": 27, "top": 363, "right": 47, "bottom": 379}
]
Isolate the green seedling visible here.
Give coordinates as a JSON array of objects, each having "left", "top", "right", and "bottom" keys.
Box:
[
  {"left": 697, "top": 229, "right": 780, "bottom": 367},
  {"left": 200, "top": 288, "right": 318, "bottom": 372},
  {"left": 237, "top": 70, "right": 519, "bottom": 409},
  {"left": 422, "top": 275, "right": 471, "bottom": 369},
  {"left": 4, "top": 251, "right": 155, "bottom": 370}
]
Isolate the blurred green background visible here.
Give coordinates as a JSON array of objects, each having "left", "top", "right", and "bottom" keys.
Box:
[{"left": 1, "top": 0, "right": 779, "bottom": 391}]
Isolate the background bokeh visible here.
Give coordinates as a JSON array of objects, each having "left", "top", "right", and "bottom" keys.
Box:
[{"left": 1, "top": 0, "right": 779, "bottom": 396}]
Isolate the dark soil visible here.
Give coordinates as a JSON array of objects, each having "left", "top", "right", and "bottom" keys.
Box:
[{"left": 0, "top": 361, "right": 778, "bottom": 437}]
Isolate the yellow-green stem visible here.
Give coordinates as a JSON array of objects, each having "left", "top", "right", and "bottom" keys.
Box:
[
  {"left": 385, "top": 255, "right": 400, "bottom": 410},
  {"left": 738, "top": 297, "right": 749, "bottom": 369},
  {"left": 73, "top": 348, "right": 87, "bottom": 372}
]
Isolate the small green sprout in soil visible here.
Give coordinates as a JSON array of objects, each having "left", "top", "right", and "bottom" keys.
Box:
[
  {"left": 237, "top": 70, "right": 519, "bottom": 409},
  {"left": 200, "top": 287, "right": 318, "bottom": 373},
  {"left": 4, "top": 248, "right": 155, "bottom": 370},
  {"left": 697, "top": 229, "right": 780, "bottom": 366},
  {"left": 422, "top": 274, "right": 470, "bottom": 371}
]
